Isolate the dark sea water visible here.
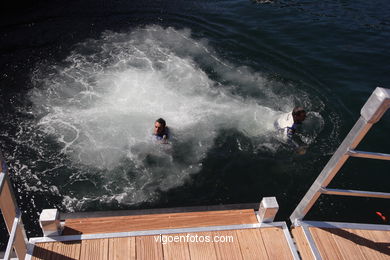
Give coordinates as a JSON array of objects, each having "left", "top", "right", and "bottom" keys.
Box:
[{"left": 1, "top": 0, "right": 389, "bottom": 249}]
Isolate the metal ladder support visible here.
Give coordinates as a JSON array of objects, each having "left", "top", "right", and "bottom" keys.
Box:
[
  {"left": 320, "top": 188, "right": 390, "bottom": 199},
  {"left": 347, "top": 149, "right": 390, "bottom": 160},
  {"left": 290, "top": 87, "right": 390, "bottom": 223}
]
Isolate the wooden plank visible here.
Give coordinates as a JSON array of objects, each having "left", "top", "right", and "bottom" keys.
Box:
[
  {"left": 0, "top": 176, "right": 16, "bottom": 233},
  {"left": 260, "top": 227, "right": 293, "bottom": 260},
  {"left": 212, "top": 230, "right": 243, "bottom": 260},
  {"left": 162, "top": 233, "right": 191, "bottom": 260},
  {"left": 63, "top": 215, "right": 167, "bottom": 235},
  {"left": 14, "top": 225, "right": 28, "bottom": 259},
  {"left": 50, "top": 241, "right": 81, "bottom": 260},
  {"left": 80, "top": 239, "right": 108, "bottom": 260},
  {"left": 187, "top": 232, "right": 218, "bottom": 260},
  {"left": 329, "top": 228, "right": 366, "bottom": 260},
  {"left": 136, "top": 235, "right": 164, "bottom": 260},
  {"left": 369, "top": 230, "right": 390, "bottom": 257},
  {"left": 108, "top": 237, "right": 136, "bottom": 260},
  {"left": 309, "top": 227, "right": 343, "bottom": 260},
  {"left": 167, "top": 209, "right": 257, "bottom": 228},
  {"left": 291, "top": 227, "right": 314, "bottom": 260},
  {"left": 377, "top": 230, "right": 390, "bottom": 240},
  {"left": 352, "top": 229, "right": 388, "bottom": 260},
  {"left": 32, "top": 242, "right": 54, "bottom": 260},
  {"left": 0, "top": 179, "right": 27, "bottom": 259},
  {"left": 236, "top": 228, "right": 269, "bottom": 259},
  {"left": 0, "top": 180, "right": 17, "bottom": 232},
  {"left": 63, "top": 209, "right": 257, "bottom": 235}
]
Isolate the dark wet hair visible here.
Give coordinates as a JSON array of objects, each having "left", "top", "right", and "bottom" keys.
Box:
[
  {"left": 156, "top": 118, "right": 166, "bottom": 127},
  {"left": 292, "top": 107, "right": 306, "bottom": 116}
]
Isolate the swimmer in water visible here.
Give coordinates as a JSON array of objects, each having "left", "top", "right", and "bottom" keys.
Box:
[
  {"left": 275, "top": 107, "right": 307, "bottom": 154},
  {"left": 153, "top": 118, "right": 169, "bottom": 144}
]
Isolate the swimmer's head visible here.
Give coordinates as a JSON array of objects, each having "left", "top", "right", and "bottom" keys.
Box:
[
  {"left": 292, "top": 107, "right": 306, "bottom": 123},
  {"left": 154, "top": 118, "right": 167, "bottom": 135}
]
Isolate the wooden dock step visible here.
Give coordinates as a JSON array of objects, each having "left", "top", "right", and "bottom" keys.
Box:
[
  {"left": 62, "top": 209, "right": 258, "bottom": 235},
  {"left": 32, "top": 226, "right": 294, "bottom": 260},
  {"left": 292, "top": 226, "right": 390, "bottom": 260}
]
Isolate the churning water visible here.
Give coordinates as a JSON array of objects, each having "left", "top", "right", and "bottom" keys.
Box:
[{"left": 28, "top": 26, "right": 324, "bottom": 210}]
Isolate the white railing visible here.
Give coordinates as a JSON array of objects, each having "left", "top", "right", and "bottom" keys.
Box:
[
  {"left": 290, "top": 87, "right": 390, "bottom": 224},
  {"left": 0, "top": 152, "right": 28, "bottom": 260}
]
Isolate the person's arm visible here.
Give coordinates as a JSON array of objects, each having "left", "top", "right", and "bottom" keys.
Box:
[
  {"left": 161, "top": 127, "right": 169, "bottom": 144},
  {"left": 286, "top": 127, "right": 295, "bottom": 140},
  {"left": 287, "top": 125, "right": 307, "bottom": 153}
]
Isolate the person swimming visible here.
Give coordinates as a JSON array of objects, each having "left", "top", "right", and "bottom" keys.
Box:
[
  {"left": 153, "top": 118, "right": 169, "bottom": 144},
  {"left": 275, "top": 107, "right": 307, "bottom": 153}
]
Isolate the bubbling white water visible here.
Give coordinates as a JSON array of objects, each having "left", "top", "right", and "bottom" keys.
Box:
[{"left": 30, "top": 25, "right": 322, "bottom": 209}]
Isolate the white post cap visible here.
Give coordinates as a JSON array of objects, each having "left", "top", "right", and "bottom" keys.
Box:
[
  {"left": 39, "top": 209, "right": 61, "bottom": 237},
  {"left": 257, "top": 197, "right": 279, "bottom": 223}
]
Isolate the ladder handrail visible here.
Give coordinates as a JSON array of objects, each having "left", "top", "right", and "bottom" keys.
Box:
[{"left": 290, "top": 87, "right": 390, "bottom": 224}]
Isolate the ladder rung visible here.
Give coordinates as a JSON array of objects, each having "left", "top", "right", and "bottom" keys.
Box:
[
  {"left": 320, "top": 188, "right": 390, "bottom": 199},
  {"left": 347, "top": 150, "right": 390, "bottom": 160}
]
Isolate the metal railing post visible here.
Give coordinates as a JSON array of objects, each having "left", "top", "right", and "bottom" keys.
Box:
[{"left": 290, "top": 87, "right": 390, "bottom": 223}]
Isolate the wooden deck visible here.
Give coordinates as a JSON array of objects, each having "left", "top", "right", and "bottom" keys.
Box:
[
  {"left": 292, "top": 226, "right": 390, "bottom": 260},
  {"left": 62, "top": 209, "right": 259, "bottom": 235},
  {"left": 30, "top": 208, "right": 390, "bottom": 260},
  {"left": 31, "top": 209, "right": 296, "bottom": 260},
  {"left": 32, "top": 227, "right": 294, "bottom": 260}
]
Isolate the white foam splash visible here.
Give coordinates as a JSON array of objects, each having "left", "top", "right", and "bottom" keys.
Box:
[{"left": 29, "top": 25, "right": 322, "bottom": 210}]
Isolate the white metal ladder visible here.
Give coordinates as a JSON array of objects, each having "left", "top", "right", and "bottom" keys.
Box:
[{"left": 290, "top": 87, "right": 390, "bottom": 224}]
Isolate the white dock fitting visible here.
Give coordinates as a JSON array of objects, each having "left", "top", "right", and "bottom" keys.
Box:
[
  {"left": 257, "top": 196, "right": 279, "bottom": 223},
  {"left": 39, "top": 209, "right": 61, "bottom": 237}
]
